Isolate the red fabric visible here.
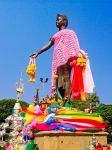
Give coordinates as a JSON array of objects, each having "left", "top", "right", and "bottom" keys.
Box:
[
  {"left": 95, "top": 146, "right": 103, "bottom": 150},
  {"left": 71, "top": 62, "right": 84, "bottom": 99},
  {"left": 106, "top": 146, "right": 110, "bottom": 150}
]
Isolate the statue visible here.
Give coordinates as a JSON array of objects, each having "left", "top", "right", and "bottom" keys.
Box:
[{"left": 30, "top": 14, "right": 94, "bottom": 100}]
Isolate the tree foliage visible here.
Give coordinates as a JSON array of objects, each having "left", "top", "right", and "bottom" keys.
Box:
[
  {"left": 70, "top": 93, "right": 100, "bottom": 111},
  {"left": 96, "top": 104, "right": 112, "bottom": 143},
  {"left": 96, "top": 104, "right": 112, "bottom": 123},
  {"left": 0, "top": 99, "right": 29, "bottom": 120}
]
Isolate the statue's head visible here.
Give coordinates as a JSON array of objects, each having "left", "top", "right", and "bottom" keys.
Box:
[{"left": 56, "top": 14, "right": 68, "bottom": 28}]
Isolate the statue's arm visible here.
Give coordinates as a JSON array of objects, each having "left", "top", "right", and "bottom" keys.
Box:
[{"left": 30, "top": 39, "right": 54, "bottom": 58}]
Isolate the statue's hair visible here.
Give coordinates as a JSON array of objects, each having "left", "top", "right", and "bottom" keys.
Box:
[{"left": 57, "top": 14, "right": 68, "bottom": 27}]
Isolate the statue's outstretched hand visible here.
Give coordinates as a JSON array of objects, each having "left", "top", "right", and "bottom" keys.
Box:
[{"left": 30, "top": 51, "right": 39, "bottom": 58}]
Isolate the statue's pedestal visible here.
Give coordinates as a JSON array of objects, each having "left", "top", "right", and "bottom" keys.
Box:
[{"left": 35, "top": 131, "right": 108, "bottom": 150}]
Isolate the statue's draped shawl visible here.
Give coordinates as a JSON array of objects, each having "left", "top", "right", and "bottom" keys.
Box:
[{"left": 51, "top": 29, "right": 80, "bottom": 90}]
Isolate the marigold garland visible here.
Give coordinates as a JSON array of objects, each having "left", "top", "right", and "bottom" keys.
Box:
[
  {"left": 76, "top": 57, "right": 87, "bottom": 67},
  {"left": 26, "top": 58, "right": 36, "bottom": 82}
]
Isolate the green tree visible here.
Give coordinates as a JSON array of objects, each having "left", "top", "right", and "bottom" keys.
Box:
[
  {"left": 0, "top": 99, "right": 29, "bottom": 120},
  {"left": 96, "top": 104, "right": 112, "bottom": 143},
  {"left": 70, "top": 93, "right": 100, "bottom": 111},
  {"left": 96, "top": 104, "right": 112, "bottom": 123},
  {"left": 87, "top": 93, "right": 100, "bottom": 107}
]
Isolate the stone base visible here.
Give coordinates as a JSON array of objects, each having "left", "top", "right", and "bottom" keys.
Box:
[{"left": 34, "top": 131, "right": 108, "bottom": 150}]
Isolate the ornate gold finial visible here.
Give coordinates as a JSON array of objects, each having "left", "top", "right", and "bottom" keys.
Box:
[{"left": 36, "top": 88, "right": 40, "bottom": 91}]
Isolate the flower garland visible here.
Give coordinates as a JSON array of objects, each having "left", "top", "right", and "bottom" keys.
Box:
[
  {"left": 76, "top": 57, "right": 87, "bottom": 67},
  {"left": 26, "top": 58, "right": 36, "bottom": 82}
]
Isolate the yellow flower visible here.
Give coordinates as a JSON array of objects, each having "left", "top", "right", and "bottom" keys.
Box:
[
  {"left": 54, "top": 75, "right": 58, "bottom": 79},
  {"left": 57, "top": 99, "right": 62, "bottom": 103},
  {"left": 29, "top": 79, "right": 36, "bottom": 83},
  {"left": 76, "top": 57, "right": 87, "bottom": 67}
]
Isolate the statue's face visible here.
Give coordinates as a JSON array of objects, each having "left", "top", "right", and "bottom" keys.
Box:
[{"left": 56, "top": 16, "right": 65, "bottom": 28}]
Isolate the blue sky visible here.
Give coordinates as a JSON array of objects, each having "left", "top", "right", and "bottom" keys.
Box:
[{"left": 0, "top": 0, "right": 112, "bottom": 104}]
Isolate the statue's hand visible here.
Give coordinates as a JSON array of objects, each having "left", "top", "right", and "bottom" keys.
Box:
[{"left": 30, "top": 51, "right": 39, "bottom": 58}]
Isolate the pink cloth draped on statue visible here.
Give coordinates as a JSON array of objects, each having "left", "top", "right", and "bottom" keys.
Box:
[
  {"left": 51, "top": 29, "right": 94, "bottom": 97},
  {"left": 51, "top": 29, "right": 80, "bottom": 92}
]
